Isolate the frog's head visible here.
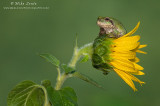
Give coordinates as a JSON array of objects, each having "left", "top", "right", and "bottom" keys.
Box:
[{"left": 97, "top": 16, "right": 127, "bottom": 38}]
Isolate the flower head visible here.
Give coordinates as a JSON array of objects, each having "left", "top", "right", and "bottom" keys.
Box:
[{"left": 92, "top": 22, "right": 147, "bottom": 91}]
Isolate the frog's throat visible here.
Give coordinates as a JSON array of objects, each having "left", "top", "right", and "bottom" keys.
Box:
[
  {"left": 99, "top": 27, "right": 116, "bottom": 37},
  {"left": 99, "top": 28, "right": 106, "bottom": 35}
]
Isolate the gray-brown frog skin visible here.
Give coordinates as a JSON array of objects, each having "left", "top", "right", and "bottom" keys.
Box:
[{"left": 97, "top": 16, "right": 127, "bottom": 38}]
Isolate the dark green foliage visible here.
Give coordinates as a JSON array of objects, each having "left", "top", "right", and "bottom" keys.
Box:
[
  {"left": 45, "top": 86, "right": 78, "bottom": 106},
  {"left": 7, "top": 80, "right": 78, "bottom": 106},
  {"left": 7, "top": 81, "right": 45, "bottom": 106}
]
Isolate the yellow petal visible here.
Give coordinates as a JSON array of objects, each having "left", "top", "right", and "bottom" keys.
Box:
[
  {"left": 114, "top": 35, "right": 140, "bottom": 43},
  {"left": 114, "top": 68, "right": 137, "bottom": 91},
  {"left": 110, "top": 58, "right": 136, "bottom": 72},
  {"left": 113, "top": 36, "right": 140, "bottom": 50},
  {"left": 138, "top": 44, "right": 147, "bottom": 49},
  {"left": 113, "top": 42, "right": 140, "bottom": 51},
  {"left": 130, "top": 57, "right": 140, "bottom": 63},
  {"left": 110, "top": 51, "right": 136, "bottom": 59},
  {"left": 122, "top": 21, "right": 140, "bottom": 37},
  {"left": 133, "top": 63, "right": 144, "bottom": 70},
  {"left": 126, "top": 72, "right": 145, "bottom": 86},
  {"left": 131, "top": 71, "right": 145, "bottom": 75},
  {"left": 136, "top": 50, "right": 147, "bottom": 54}
]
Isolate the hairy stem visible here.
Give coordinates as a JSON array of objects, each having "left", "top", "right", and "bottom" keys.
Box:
[
  {"left": 68, "top": 49, "right": 79, "bottom": 68},
  {"left": 69, "top": 43, "right": 93, "bottom": 68},
  {"left": 55, "top": 43, "right": 93, "bottom": 90},
  {"left": 55, "top": 73, "right": 68, "bottom": 90}
]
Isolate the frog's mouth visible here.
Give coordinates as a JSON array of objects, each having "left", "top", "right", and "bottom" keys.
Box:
[
  {"left": 97, "top": 17, "right": 115, "bottom": 29},
  {"left": 97, "top": 21, "right": 115, "bottom": 29},
  {"left": 97, "top": 21, "right": 115, "bottom": 35}
]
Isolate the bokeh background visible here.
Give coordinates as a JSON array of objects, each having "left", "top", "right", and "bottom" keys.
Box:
[{"left": 0, "top": 0, "right": 159, "bottom": 106}]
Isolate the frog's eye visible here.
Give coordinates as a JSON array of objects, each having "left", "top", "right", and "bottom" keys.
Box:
[
  {"left": 105, "top": 18, "right": 110, "bottom": 21},
  {"left": 105, "top": 18, "right": 113, "bottom": 25}
]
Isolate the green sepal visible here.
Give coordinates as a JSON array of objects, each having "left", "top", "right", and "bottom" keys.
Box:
[
  {"left": 61, "top": 64, "right": 75, "bottom": 73},
  {"left": 92, "top": 35, "right": 113, "bottom": 73},
  {"left": 40, "top": 53, "right": 60, "bottom": 67},
  {"left": 73, "top": 72, "right": 102, "bottom": 88},
  {"left": 7, "top": 80, "right": 49, "bottom": 106}
]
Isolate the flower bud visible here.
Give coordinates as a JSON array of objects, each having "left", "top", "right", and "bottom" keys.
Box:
[{"left": 92, "top": 35, "right": 113, "bottom": 74}]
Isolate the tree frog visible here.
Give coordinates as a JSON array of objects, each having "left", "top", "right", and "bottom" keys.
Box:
[{"left": 97, "top": 16, "right": 126, "bottom": 38}]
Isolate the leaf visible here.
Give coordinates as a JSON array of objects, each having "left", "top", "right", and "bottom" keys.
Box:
[
  {"left": 7, "top": 80, "right": 49, "bottom": 106},
  {"left": 46, "top": 86, "right": 78, "bottom": 106},
  {"left": 40, "top": 53, "right": 60, "bottom": 67},
  {"left": 41, "top": 80, "right": 78, "bottom": 106},
  {"left": 41, "top": 80, "right": 51, "bottom": 88},
  {"left": 61, "top": 64, "right": 75, "bottom": 73},
  {"left": 80, "top": 55, "right": 89, "bottom": 63},
  {"left": 73, "top": 72, "right": 102, "bottom": 88}
]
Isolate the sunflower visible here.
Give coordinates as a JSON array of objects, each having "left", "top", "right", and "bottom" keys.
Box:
[{"left": 92, "top": 22, "right": 147, "bottom": 91}]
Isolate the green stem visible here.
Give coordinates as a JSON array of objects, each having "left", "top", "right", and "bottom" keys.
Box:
[
  {"left": 54, "top": 43, "right": 93, "bottom": 90},
  {"left": 55, "top": 73, "right": 68, "bottom": 90},
  {"left": 56, "top": 67, "right": 61, "bottom": 81}
]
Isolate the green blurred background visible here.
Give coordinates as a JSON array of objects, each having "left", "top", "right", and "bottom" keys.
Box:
[{"left": 0, "top": 0, "right": 159, "bottom": 106}]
